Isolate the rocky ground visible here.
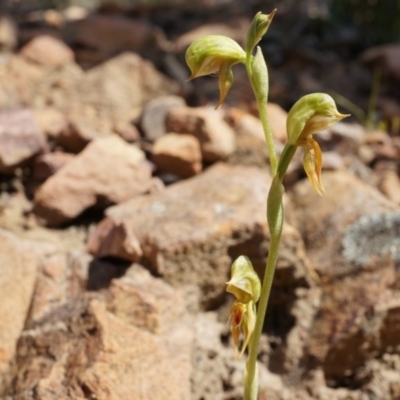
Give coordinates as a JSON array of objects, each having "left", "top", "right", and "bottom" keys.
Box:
[{"left": 0, "top": 1, "right": 400, "bottom": 399}]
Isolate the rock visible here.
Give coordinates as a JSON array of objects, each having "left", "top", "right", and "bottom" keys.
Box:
[
  {"left": 57, "top": 114, "right": 113, "bottom": 153},
  {"left": 152, "top": 133, "right": 202, "bottom": 178},
  {"left": 106, "top": 264, "right": 185, "bottom": 335},
  {"left": 0, "top": 53, "right": 84, "bottom": 111},
  {"left": 166, "top": 106, "right": 236, "bottom": 162},
  {"left": 290, "top": 171, "right": 400, "bottom": 382},
  {"left": 316, "top": 122, "right": 366, "bottom": 156},
  {"left": 362, "top": 44, "right": 400, "bottom": 82},
  {"left": 76, "top": 52, "right": 179, "bottom": 124},
  {"left": 88, "top": 163, "right": 310, "bottom": 310},
  {"left": 224, "top": 107, "right": 269, "bottom": 167},
  {"left": 0, "top": 51, "right": 177, "bottom": 128},
  {"left": 27, "top": 250, "right": 92, "bottom": 325},
  {"left": 191, "top": 312, "right": 232, "bottom": 399},
  {"left": 362, "top": 130, "right": 399, "bottom": 162},
  {"left": 140, "top": 95, "right": 186, "bottom": 142},
  {"left": 113, "top": 120, "right": 140, "bottom": 143},
  {"left": 321, "top": 151, "right": 344, "bottom": 170},
  {"left": 0, "top": 109, "right": 47, "bottom": 173},
  {"left": 32, "top": 151, "right": 74, "bottom": 182},
  {"left": 0, "top": 229, "right": 38, "bottom": 384},
  {"left": 67, "top": 15, "right": 154, "bottom": 56},
  {"left": 32, "top": 108, "right": 68, "bottom": 138},
  {"left": 33, "top": 136, "right": 152, "bottom": 226},
  {"left": 19, "top": 35, "right": 74, "bottom": 67},
  {"left": 267, "top": 102, "right": 288, "bottom": 143},
  {"left": 290, "top": 171, "right": 398, "bottom": 277},
  {"left": 0, "top": 14, "right": 17, "bottom": 52},
  {"left": 4, "top": 296, "right": 191, "bottom": 400}
]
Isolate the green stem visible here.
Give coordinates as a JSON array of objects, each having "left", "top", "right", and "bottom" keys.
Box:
[
  {"left": 243, "top": 145, "right": 297, "bottom": 400},
  {"left": 277, "top": 144, "right": 297, "bottom": 181},
  {"left": 245, "top": 60, "right": 278, "bottom": 175},
  {"left": 244, "top": 232, "right": 281, "bottom": 400},
  {"left": 259, "top": 102, "right": 278, "bottom": 175}
]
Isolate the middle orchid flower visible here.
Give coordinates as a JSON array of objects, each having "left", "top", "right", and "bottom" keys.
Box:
[{"left": 286, "top": 93, "right": 349, "bottom": 195}]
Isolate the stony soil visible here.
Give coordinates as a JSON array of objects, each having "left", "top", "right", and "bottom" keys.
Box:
[{"left": 1, "top": 2, "right": 400, "bottom": 399}]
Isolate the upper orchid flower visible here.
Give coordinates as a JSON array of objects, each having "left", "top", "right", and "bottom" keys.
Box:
[{"left": 185, "top": 35, "right": 246, "bottom": 108}]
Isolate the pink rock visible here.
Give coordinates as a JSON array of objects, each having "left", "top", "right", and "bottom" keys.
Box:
[
  {"left": 20, "top": 35, "right": 74, "bottom": 67},
  {"left": 291, "top": 171, "right": 400, "bottom": 381},
  {"left": 33, "top": 136, "right": 152, "bottom": 226},
  {"left": 0, "top": 109, "right": 47, "bottom": 173},
  {"left": 32, "top": 151, "right": 74, "bottom": 181},
  {"left": 107, "top": 264, "right": 185, "bottom": 335},
  {"left": 11, "top": 296, "right": 192, "bottom": 400},
  {"left": 166, "top": 106, "right": 236, "bottom": 162},
  {"left": 88, "top": 163, "right": 309, "bottom": 310},
  {"left": 152, "top": 133, "right": 202, "bottom": 178},
  {"left": 58, "top": 114, "right": 113, "bottom": 153}
]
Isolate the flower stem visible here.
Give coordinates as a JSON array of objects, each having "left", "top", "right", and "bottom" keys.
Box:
[
  {"left": 258, "top": 101, "right": 278, "bottom": 175},
  {"left": 245, "top": 59, "right": 278, "bottom": 175},
  {"left": 244, "top": 231, "right": 281, "bottom": 400}
]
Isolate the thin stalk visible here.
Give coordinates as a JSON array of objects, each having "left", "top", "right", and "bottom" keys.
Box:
[
  {"left": 245, "top": 62, "right": 278, "bottom": 175},
  {"left": 258, "top": 102, "right": 278, "bottom": 175},
  {"left": 244, "top": 233, "right": 281, "bottom": 400}
]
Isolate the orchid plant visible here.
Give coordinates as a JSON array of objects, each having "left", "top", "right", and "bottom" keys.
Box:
[{"left": 185, "top": 10, "right": 348, "bottom": 400}]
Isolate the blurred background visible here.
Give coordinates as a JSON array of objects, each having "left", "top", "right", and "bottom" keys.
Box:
[{"left": 1, "top": 0, "right": 400, "bottom": 130}]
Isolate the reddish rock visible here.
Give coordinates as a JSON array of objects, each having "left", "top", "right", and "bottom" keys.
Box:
[
  {"left": 32, "top": 151, "right": 74, "bottom": 182},
  {"left": 106, "top": 264, "right": 185, "bottom": 335},
  {"left": 33, "top": 136, "right": 152, "bottom": 226},
  {"left": 152, "top": 133, "right": 202, "bottom": 178},
  {"left": 140, "top": 95, "right": 186, "bottom": 142},
  {"left": 0, "top": 51, "right": 177, "bottom": 127},
  {"left": 57, "top": 114, "right": 113, "bottom": 153},
  {"left": 166, "top": 106, "right": 236, "bottom": 162},
  {"left": 20, "top": 35, "right": 74, "bottom": 67},
  {"left": 291, "top": 171, "right": 398, "bottom": 277},
  {"left": 290, "top": 171, "right": 400, "bottom": 381},
  {"left": 6, "top": 296, "right": 191, "bottom": 400},
  {"left": 88, "top": 163, "right": 310, "bottom": 310},
  {"left": 0, "top": 109, "right": 47, "bottom": 173},
  {"left": 27, "top": 250, "right": 92, "bottom": 325},
  {"left": 77, "top": 53, "right": 179, "bottom": 124},
  {"left": 0, "top": 229, "right": 38, "bottom": 382}
]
